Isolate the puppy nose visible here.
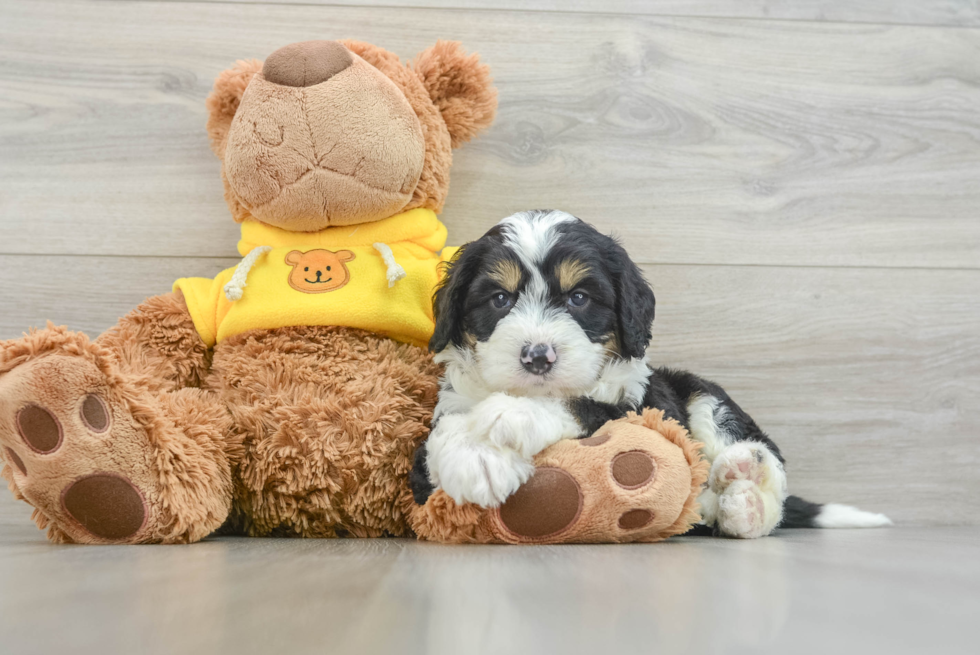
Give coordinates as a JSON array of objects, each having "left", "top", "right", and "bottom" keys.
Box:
[
  {"left": 263, "top": 40, "right": 353, "bottom": 87},
  {"left": 521, "top": 343, "right": 557, "bottom": 375}
]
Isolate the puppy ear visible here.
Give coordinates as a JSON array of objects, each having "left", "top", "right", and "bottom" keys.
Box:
[
  {"left": 205, "top": 59, "right": 263, "bottom": 159},
  {"left": 612, "top": 242, "right": 656, "bottom": 359},
  {"left": 412, "top": 41, "right": 497, "bottom": 148},
  {"left": 430, "top": 241, "right": 486, "bottom": 353}
]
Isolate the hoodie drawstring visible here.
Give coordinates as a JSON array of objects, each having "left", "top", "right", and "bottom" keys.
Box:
[
  {"left": 373, "top": 242, "right": 406, "bottom": 288},
  {"left": 224, "top": 246, "right": 272, "bottom": 301}
]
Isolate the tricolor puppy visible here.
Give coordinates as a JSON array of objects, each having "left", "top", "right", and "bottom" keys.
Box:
[{"left": 410, "top": 210, "right": 891, "bottom": 538}]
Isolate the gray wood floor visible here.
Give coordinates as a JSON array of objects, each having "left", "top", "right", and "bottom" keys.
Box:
[
  {"left": 2, "top": 0, "right": 979, "bottom": 651},
  {"left": 0, "top": 518, "right": 976, "bottom": 655}
]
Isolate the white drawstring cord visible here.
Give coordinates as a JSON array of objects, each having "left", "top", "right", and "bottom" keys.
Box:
[
  {"left": 223, "top": 246, "right": 272, "bottom": 301},
  {"left": 373, "top": 242, "right": 406, "bottom": 288}
]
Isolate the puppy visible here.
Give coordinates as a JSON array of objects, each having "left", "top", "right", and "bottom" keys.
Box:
[{"left": 411, "top": 210, "right": 891, "bottom": 538}]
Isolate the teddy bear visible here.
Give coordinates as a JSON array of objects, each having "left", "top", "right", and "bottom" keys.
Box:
[
  {"left": 0, "top": 38, "right": 708, "bottom": 545},
  {"left": 0, "top": 39, "right": 497, "bottom": 544}
]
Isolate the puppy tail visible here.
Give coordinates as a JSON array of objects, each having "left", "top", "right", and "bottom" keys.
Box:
[{"left": 779, "top": 495, "right": 893, "bottom": 529}]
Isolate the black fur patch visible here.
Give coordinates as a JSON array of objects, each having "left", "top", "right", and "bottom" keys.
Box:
[
  {"left": 429, "top": 229, "right": 529, "bottom": 352},
  {"left": 646, "top": 366, "right": 786, "bottom": 463},
  {"left": 409, "top": 444, "right": 435, "bottom": 505},
  {"left": 567, "top": 397, "right": 634, "bottom": 436},
  {"left": 541, "top": 220, "right": 657, "bottom": 358},
  {"left": 779, "top": 495, "right": 823, "bottom": 528},
  {"left": 541, "top": 226, "right": 618, "bottom": 347}
]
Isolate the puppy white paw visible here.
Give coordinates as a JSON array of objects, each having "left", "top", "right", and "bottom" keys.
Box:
[
  {"left": 488, "top": 409, "right": 538, "bottom": 455},
  {"left": 709, "top": 442, "right": 782, "bottom": 493},
  {"left": 708, "top": 442, "right": 788, "bottom": 538},
  {"left": 472, "top": 394, "right": 559, "bottom": 459},
  {"left": 436, "top": 443, "right": 535, "bottom": 508},
  {"left": 716, "top": 480, "right": 769, "bottom": 539}
]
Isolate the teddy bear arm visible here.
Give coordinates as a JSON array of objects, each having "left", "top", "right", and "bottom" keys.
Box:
[{"left": 95, "top": 290, "right": 211, "bottom": 393}]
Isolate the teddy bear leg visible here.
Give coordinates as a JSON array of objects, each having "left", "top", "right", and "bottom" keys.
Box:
[
  {"left": 213, "top": 327, "right": 440, "bottom": 539},
  {"left": 705, "top": 441, "right": 788, "bottom": 539},
  {"left": 410, "top": 410, "right": 709, "bottom": 544},
  {"left": 0, "top": 292, "right": 236, "bottom": 544}
]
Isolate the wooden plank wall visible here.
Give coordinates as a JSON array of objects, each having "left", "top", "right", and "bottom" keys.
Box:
[{"left": 1, "top": 0, "right": 978, "bottom": 527}]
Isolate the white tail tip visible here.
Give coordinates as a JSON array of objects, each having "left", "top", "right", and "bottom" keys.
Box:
[{"left": 815, "top": 503, "right": 893, "bottom": 529}]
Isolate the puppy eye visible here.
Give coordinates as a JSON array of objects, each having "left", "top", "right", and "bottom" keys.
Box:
[
  {"left": 567, "top": 291, "right": 589, "bottom": 308},
  {"left": 491, "top": 292, "right": 512, "bottom": 309}
]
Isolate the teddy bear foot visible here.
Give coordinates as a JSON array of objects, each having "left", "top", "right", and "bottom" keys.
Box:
[
  {"left": 410, "top": 409, "right": 709, "bottom": 544},
  {"left": 0, "top": 329, "right": 233, "bottom": 544}
]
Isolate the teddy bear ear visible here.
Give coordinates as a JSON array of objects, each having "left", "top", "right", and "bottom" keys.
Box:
[
  {"left": 205, "top": 59, "right": 263, "bottom": 159},
  {"left": 285, "top": 250, "right": 303, "bottom": 265},
  {"left": 412, "top": 41, "right": 498, "bottom": 148},
  {"left": 337, "top": 250, "right": 356, "bottom": 262}
]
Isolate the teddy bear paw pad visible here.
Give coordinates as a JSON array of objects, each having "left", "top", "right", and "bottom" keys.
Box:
[
  {"left": 497, "top": 467, "right": 584, "bottom": 540},
  {"left": 0, "top": 354, "right": 155, "bottom": 543},
  {"left": 17, "top": 404, "right": 64, "bottom": 453},
  {"left": 618, "top": 508, "right": 654, "bottom": 529},
  {"left": 611, "top": 450, "right": 656, "bottom": 489},
  {"left": 63, "top": 474, "right": 147, "bottom": 541}
]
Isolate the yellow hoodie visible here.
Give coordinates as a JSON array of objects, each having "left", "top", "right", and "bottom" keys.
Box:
[{"left": 174, "top": 208, "right": 455, "bottom": 349}]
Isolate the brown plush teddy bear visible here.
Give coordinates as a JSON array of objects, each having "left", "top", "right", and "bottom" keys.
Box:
[
  {"left": 0, "top": 39, "right": 497, "bottom": 544},
  {"left": 0, "top": 39, "right": 708, "bottom": 545}
]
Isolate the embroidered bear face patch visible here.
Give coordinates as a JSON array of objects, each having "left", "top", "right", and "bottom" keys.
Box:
[{"left": 284, "top": 249, "right": 355, "bottom": 293}]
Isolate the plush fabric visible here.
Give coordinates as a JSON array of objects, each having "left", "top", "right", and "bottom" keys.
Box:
[
  {"left": 174, "top": 208, "right": 449, "bottom": 348},
  {"left": 0, "top": 322, "right": 236, "bottom": 544},
  {"left": 223, "top": 56, "right": 427, "bottom": 230},
  {"left": 410, "top": 409, "right": 709, "bottom": 544},
  {"left": 0, "top": 39, "right": 496, "bottom": 544},
  {"left": 215, "top": 325, "right": 441, "bottom": 538},
  {"left": 261, "top": 40, "right": 354, "bottom": 88}
]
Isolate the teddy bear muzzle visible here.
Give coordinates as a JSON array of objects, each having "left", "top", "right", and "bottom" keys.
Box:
[{"left": 222, "top": 42, "right": 426, "bottom": 231}]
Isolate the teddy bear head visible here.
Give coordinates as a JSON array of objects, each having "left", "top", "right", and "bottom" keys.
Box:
[{"left": 205, "top": 40, "right": 497, "bottom": 232}]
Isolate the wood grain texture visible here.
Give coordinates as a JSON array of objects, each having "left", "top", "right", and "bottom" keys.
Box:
[
  {"left": 1, "top": 255, "right": 977, "bottom": 525},
  {"left": 158, "top": 0, "right": 980, "bottom": 28},
  {"left": 0, "top": 255, "right": 236, "bottom": 339},
  {"left": 2, "top": 1, "right": 980, "bottom": 267},
  {"left": 0, "top": 524, "right": 976, "bottom": 655}
]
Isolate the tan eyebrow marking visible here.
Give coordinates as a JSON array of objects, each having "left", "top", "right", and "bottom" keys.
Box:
[
  {"left": 602, "top": 332, "right": 622, "bottom": 358},
  {"left": 556, "top": 259, "right": 590, "bottom": 292},
  {"left": 489, "top": 259, "right": 522, "bottom": 293}
]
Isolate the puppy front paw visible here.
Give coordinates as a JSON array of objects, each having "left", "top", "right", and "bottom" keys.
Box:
[
  {"left": 487, "top": 409, "right": 538, "bottom": 456},
  {"left": 436, "top": 444, "right": 535, "bottom": 508},
  {"left": 473, "top": 394, "right": 560, "bottom": 459}
]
